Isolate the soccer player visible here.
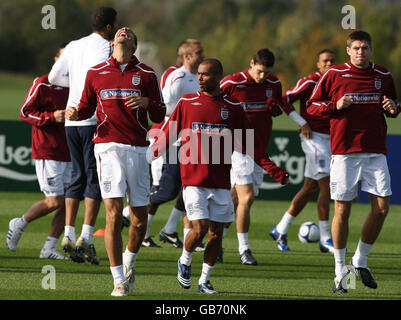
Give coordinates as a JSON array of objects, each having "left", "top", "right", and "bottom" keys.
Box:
[
  {"left": 142, "top": 39, "right": 205, "bottom": 249},
  {"left": 270, "top": 49, "right": 336, "bottom": 253},
  {"left": 7, "top": 44, "right": 70, "bottom": 260},
  {"left": 65, "top": 27, "right": 166, "bottom": 296},
  {"left": 307, "top": 30, "right": 400, "bottom": 293},
  {"left": 121, "top": 41, "right": 186, "bottom": 233},
  {"left": 219, "top": 48, "right": 284, "bottom": 265},
  {"left": 48, "top": 6, "right": 117, "bottom": 264},
  {"left": 159, "top": 41, "right": 186, "bottom": 89},
  {"left": 151, "top": 58, "right": 289, "bottom": 294}
]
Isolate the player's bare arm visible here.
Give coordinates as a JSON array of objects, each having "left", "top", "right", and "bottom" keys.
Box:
[
  {"left": 300, "top": 123, "right": 312, "bottom": 139},
  {"left": 65, "top": 106, "right": 79, "bottom": 121},
  {"left": 382, "top": 95, "right": 397, "bottom": 115},
  {"left": 124, "top": 95, "right": 149, "bottom": 110},
  {"left": 336, "top": 95, "right": 353, "bottom": 110}
]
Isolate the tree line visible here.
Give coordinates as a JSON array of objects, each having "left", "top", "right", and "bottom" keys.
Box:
[{"left": 1, "top": 0, "right": 401, "bottom": 93}]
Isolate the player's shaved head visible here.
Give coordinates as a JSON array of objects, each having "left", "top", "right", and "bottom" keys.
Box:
[{"left": 199, "top": 58, "right": 223, "bottom": 76}]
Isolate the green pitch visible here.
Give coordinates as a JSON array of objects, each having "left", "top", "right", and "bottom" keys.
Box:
[{"left": 0, "top": 191, "right": 400, "bottom": 300}]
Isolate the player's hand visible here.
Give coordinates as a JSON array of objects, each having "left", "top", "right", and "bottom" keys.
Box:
[
  {"left": 336, "top": 96, "right": 353, "bottom": 110},
  {"left": 54, "top": 109, "right": 66, "bottom": 123},
  {"left": 300, "top": 123, "right": 312, "bottom": 139},
  {"left": 65, "top": 106, "right": 79, "bottom": 121},
  {"left": 382, "top": 95, "right": 397, "bottom": 115},
  {"left": 125, "top": 95, "right": 149, "bottom": 110},
  {"left": 266, "top": 98, "right": 283, "bottom": 117},
  {"left": 271, "top": 167, "right": 290, "bottom": 185}
]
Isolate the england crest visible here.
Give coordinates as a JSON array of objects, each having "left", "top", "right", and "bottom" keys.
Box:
[
  {"left": 266, "top": 88, "right": 273, "bottom": 98},
  {"left": 221, "top": 108, "right": 229, "bottom": 120},
  {"left": 132, "top": 75, "right": 141, "bottom": 86},
  {"left": 103, "top": 181, "right": 111, "bottom": 193},
  {"left": 374, "top": 77, "right": 382, "bottom": 90}
]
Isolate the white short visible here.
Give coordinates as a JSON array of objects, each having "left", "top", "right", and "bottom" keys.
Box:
[
  {"left": 330, "top": 153, "right": 392, "bottom": 201},
  {"left": 300, "top": 132, "right": 331, "bottom": 180},
  {"left": 183, "top": 186, "right": 235, "bottom": 223},
  {"left": 230, "top": 151, "right": 264, "bottom": 196},
  {"left": 94, "top": 143, "right": 150, "bottom": 207},
  {"left": 151, "top": 156, "right": 164, "bottom": 186},
  {"left": 35, "top": 159, "right": 72, "bottom": 197}
]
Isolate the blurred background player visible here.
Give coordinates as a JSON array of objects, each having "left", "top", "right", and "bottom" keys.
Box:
[
  {"left": 7, "top": 44, "right": 70, "bottom": 260},
  {"left": 151, "top": 58, "right": 289, "bottom": 294},
  {"left": 65, "top": 27, "right": 165, "bottom": 296},
  {"left": 48, "top": 6, "right": 117, "bottom": 264},
  {"left": 219, "top": 48, "right": 284, "bottom": 265},
  {"left": 137, "top": 39, "right": 205, "bottom": 249},
  {"left": 307, "top": 30, "right": 400, "bottom": 293},
  {"left": 269, "top": 49, "right": 336, "bottom": 253}
]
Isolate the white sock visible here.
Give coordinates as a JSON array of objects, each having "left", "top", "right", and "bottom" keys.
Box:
[
  {"left": 319, "top": 220, "right": 331, "bottom": 242},
  {"left": 276, "top": 212, "right": 295, "bottom": 235},
  {"left": 163, "top": 208, "right": 183, "bottom": 234},
  {"left": 123, "top": 247, "right": 137, "bottom": 269},
  {"left": 16, "top": 216, "right": 29, "bottom": 230},
  {"left": 110, "top": 265, "right": 126, "bottom": 285},
  {"left": 199, "top": 262, "right": 215, "bottom": 285},
  {"left": 64, "top": 225, "right": 76, "bottom": 243},
  {"left": 43, "top": 236, "right": 58, "bottom": 250},
  {"left": 122, "top": 206, "right": 130, "bottom": 219},
  {"left": 183, "top": 228, "right": 191, "bottom": 243},
  {"left": 352, "top": 240, "right": 372, "bottom": 268},
  {"left": 237, "top": 233, "right": 250, "bottom": 254},
  {"left": 180, "top": 248, "right": 192, "bottom": 266},
  {"left": 334, "top": 248, "right": 348, "bottom": 278},
  {"left": 145, "top": 214, "right": 155, "bottom": 239},
  {"left": 80, "top": 224, "right": 94, "bottom": 244}
]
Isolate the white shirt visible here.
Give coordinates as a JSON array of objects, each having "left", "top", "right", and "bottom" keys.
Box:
[
  {"left": 162, "top": 65, "right": 199, "bottom": 117},
  {"left": 48, "top": 33, "right": 113, "bottom": 126}
]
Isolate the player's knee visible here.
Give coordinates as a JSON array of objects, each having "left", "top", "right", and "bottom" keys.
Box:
[
  {"left": 45, "top": 196, "right": 64, "bottom": 211},
  {"left": 238, "top": 192, "right": 254, "bottom": 206},
  {"left": 374, "top": 205, "right": 389, "bottom": 217},
  {"left": 192, "top": 222, "right": 208, "bottom": 239},
  {"left": 303, "top": 181, "right": 319, "bottom": 195},
  {"left": 106, "top": 208, "right": 123, "bottom": 228}
]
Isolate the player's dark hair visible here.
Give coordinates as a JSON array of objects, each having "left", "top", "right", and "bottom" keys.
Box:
[
  {"left": 201, "top": 58, "right": 223, "bottom": 75},
  {"left": 347, "top": 30, "right": 372, "bottom": 47},
  {"left": 253, "top": 48, "right": 275, "bottom": 68},
  {"left": 91, "top": 7, "right": 117, "bottom": 32},
  {"left": 55, "top": 42, "right": 68, "bottom": 58},
  {"left": 317, "top": 49, "right": 336, "bottom": 59}
]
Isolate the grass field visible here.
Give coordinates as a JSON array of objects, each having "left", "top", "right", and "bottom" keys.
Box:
[{"left": 1, "top": 191, "right": 400, "bottom": 301}]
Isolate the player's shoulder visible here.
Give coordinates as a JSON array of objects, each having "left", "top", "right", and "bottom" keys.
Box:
[
  {"left": 88, "top": 59, "right": 111, "bottom": 73},
  {"left": 265, "top": 73, "right": 281, "bottom": 84},
  {"left": 167, "top": 66, "right": 188, "bottom": 85},
  {"left": 222, "top": 94, "right": 242, "bottom": 107},
  {"left": 325, "top": 63, "right": 352, "bottom": 75},
  {"left": 220, "top": 71, "right": 247, "bottom": 87},
  {"left": 180, "top": 92, "right": 200, "bottom": 101},
  {"left": 371, "top": 63, "right": 392, "bottom": 76},
  {"left": 36, "top": 74, "right": 50, "bottom": 85},
  {"left": 134, "top": 60, "right": 157, "bottom": 74},
  {"left": 305, "top": 71, "right": 321, "bottom": 82}
]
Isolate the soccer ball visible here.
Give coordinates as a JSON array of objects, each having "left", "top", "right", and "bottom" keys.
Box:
[{"left": 298, "top": 222, "right": 320, "bottom": 243}]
